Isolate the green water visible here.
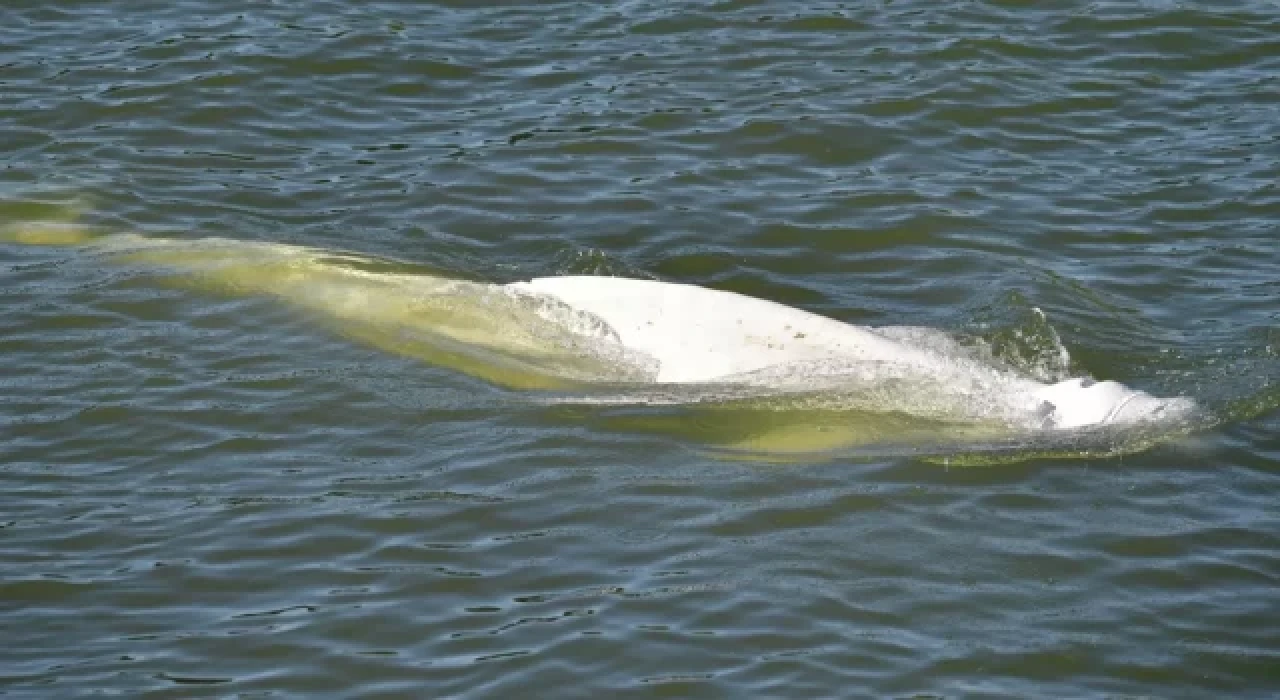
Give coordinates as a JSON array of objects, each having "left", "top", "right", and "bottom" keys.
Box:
[{"left": 3, "top": 2, "right": 1278, "bottom": 697}]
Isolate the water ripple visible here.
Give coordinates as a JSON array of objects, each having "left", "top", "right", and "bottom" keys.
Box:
[{"left": 3, "top": 0, "right": 1280, "bottom": 697}]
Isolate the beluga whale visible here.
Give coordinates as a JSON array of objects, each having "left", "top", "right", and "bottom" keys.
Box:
[
  {"left": 508, "top": 275, "right": 1189, "bottom": 431},
  {"left": 3, "top": 220, "right": 1199, "bottom": 461}
]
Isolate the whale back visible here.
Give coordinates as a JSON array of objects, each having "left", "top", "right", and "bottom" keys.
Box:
[{"left": 510, "top": 276, "right": 921, "bottom": 383}]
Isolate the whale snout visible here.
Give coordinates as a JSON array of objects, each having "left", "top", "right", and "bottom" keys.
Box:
[
  {"left": 1034, "top": 378, "right": 1194, "bottom": 430},
  {"left": 1107, "top": 391, "right": 1197, "bottom": 427}
]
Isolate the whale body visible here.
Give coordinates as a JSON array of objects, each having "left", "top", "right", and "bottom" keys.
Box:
[
  {"left": 3, "top": 225, "right": 1199, "bottom": 457},
  {"left": 507, "top": 275, "right": 1192, "bottom": 431}
]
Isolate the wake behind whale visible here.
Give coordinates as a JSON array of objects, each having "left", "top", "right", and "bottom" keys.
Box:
[{"left": 3, "top": 222, "right": 1200, "bottom": 461}]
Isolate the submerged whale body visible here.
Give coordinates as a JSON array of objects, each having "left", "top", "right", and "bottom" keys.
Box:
[{"left": 3, "top": 225, "right": 1198, "bottom": 458}]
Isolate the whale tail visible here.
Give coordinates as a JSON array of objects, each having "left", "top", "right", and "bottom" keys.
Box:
[
  {"left": 0, "top": 195, "right": 97, "bottom": 247},
  {"left": 2, "top": 211, "right": 651, "bottom": 391},
  {"left": 1, "top": 221, "right": 96, "bottom": 247}
]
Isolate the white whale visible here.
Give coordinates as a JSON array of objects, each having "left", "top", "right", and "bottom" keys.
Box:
[
  {"left": 4, "top": 224, "right": 1198, "bottom": 456},
  {"left": 507, "top": 275, "right": 1191, "bottom": 431}
]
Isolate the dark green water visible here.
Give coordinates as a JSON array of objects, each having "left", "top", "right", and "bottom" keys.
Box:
[{"left": 3, "top": 1, "right": 1279, "bottom": 697}]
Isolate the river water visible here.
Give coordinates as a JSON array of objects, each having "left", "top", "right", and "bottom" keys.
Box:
[{"left": 2, "top": 2, "right": 1278, "bottom": 697}]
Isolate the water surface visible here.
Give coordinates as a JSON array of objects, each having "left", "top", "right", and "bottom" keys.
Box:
[{"left": 2, "top": 1, "right": 1278, "bottom": 697}]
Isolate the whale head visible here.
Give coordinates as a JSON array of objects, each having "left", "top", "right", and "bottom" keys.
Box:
[{"left": 1034, "top": 378, "right": 1195, "bottom": 430}]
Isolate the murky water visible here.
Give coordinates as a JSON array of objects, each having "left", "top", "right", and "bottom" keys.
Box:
[{"left": 3, "top": 2, "right": 1278, "bottom": 697}]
